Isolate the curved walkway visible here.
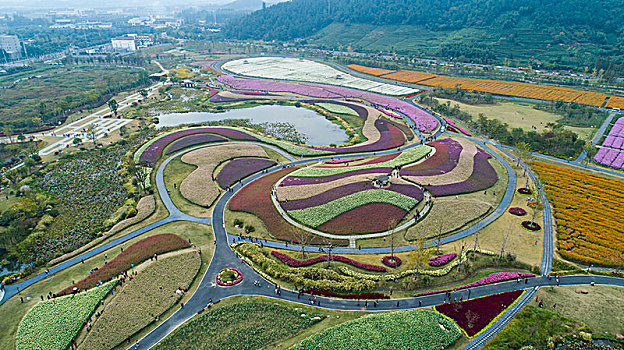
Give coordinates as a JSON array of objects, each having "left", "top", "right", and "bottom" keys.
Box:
[{"left": 2, "top": 66, "right": 623, "bottom": 350}]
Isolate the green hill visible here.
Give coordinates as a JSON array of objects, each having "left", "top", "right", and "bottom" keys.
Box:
[{"left": 223, "top": 0, "right": 624, "bottom": 73}]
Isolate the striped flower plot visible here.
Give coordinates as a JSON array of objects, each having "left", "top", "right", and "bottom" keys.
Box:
[{"left": 275, "top": 146, "right": 431, "bottom": 234}]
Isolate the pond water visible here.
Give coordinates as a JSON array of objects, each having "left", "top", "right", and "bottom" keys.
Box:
[{"left": 156, "top": 105, "right": 348, "bottom": 146}]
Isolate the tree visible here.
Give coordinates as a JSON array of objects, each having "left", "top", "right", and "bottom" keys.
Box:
[
  {"left": 2, "top": 127, "right": 13, "bottom": 143},
  {"left": 4, "top": 169, "right": 19, "bottom": 185},
  {"left": 138, "top": 89, "right": 148, "bottom": 98},
  {"left": 127, "top": 158, "right": 149, "bottom": 195},
  {"left": 73, "top": 137, "right": 82, "bottom": 145},
  {"left": 86, "top": 124, "right": 97, "bottom": 145},
  {"left": 465, "top": 310, "right": 480, "bottom": 329},
  {"left": 408, "top": 235, "right": 431, "bottom": 280},
  {"left": 583, "top": 141, "right": 597, "bottom": 166},
  {"left": 108, "top": 99, "right": 119, "bottom": 115},
  {"left": 17, "top": 134, "right": 26, "bottom": 142},
  {"left": 23, "top": 157, "right": 36, "bottom": 175},
  {"left": 529, "top": 178, "right": 543, "bottom": 225}
]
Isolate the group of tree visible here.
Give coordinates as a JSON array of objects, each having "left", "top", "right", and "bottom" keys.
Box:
[{"left": 419, "top": 96, "right": 586, "bottom": 158}]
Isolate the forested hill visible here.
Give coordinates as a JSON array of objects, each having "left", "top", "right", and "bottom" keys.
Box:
[{"left": 223, "top": 0, "right": 624, "bottom": 70}]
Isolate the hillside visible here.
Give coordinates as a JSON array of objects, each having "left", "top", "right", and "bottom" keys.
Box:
[{"left": 223, "top": 0, "right": 624, "bottom": 73}]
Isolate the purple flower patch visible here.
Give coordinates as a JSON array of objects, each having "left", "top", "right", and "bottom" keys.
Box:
[
  {"left": 425, "top": 148, "right": 498, "bottom": 196},
  {"left": 508, "top": 207, "right": 527, "bottom": 216},
  {"left": 522, "top": 221, "right": 541, "bottom": 231},
  {"left": 308, "top": 119, "right": 405, "bottom": 154},
  {"left": 281, "top": 168, "right": 390, "bottom": 186},
  {"left": 517, "top": 188, "right": 532, "bottom": 195},
  {"left": 413, "top": 272, "right": 534, "bottom": 297},
  {"left": 164, "top": 133, "right": 227, "bottom": 155},
  {"left": 216, "top": 157, "right": 277, "bottom": 188},
  {"left": 400, "top": 138, "right": 462, "bottom": 176},
  {"left": 429, "top": 253, "right": 457, "bottom": 267}
]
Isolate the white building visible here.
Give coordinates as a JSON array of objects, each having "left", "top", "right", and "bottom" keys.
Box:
[
  {"left": 111, "top": 36, "right": 137, "bottom": 52},
  {"left": 0, "top": 34, "right": 22, "bottom": 59}
]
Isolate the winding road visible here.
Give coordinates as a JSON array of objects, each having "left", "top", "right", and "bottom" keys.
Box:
[{"left": 2, "top": 60, "right": 623, "bottom": 350}]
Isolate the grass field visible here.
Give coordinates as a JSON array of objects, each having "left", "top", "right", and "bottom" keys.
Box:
[
  {"left": 536, "top": 285, "right": 624, "bottom": 336},
  {"left": 163, "top": 157, "right": 210, "bottom": 217},
  {"left": 0, "top": 221, "right": 213, "bottom": 350},
  {"left": 0, "top": 65, "right": 147, "bottom": 123},
  {"left": 435, "top": 98, "right": 595, "bottom": 140}
]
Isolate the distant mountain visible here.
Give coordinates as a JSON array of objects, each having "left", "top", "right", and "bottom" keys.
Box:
[
  {"left": 223, "top": 0, "right": 624, "bottom": 71},
  {"left": 220, "top": 0, "right": 264, "bottom": 11}
]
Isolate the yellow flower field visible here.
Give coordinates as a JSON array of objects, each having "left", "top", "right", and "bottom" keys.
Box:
[{"left": 532, "top": 161, "right": 624, "bottom": 267}]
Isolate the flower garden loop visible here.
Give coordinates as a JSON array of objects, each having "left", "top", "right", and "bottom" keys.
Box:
[
  {"left": 382, "top": 256, "right": 402, "bottom": 268},
  {"left": 216, "top": 268, "right": 243, "bottom": 286},
  {"left": 522, "top": 221, "right": 542, "bottom": 232},
  {"left": 517, "top": 188, "right": 532, "bottom": 195},
  {"left": 508, "top": 207, "right": 527, "bottom": 216}
]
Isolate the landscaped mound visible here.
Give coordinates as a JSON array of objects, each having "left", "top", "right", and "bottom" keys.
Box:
[
  {"left": 216, "top": 157, "right": 276, "bottom": 188},
  {"left": 276, "top": 148, "right": 429, "bottom": 234},
  {"left": 17, "top": 280, "right": 116, "bottom": 350},
  {"left": 435, "top": 290, "right": 524, "bottom": 337},
  {"left": 271, "top": 251, "right": 386, "bottom": 272},
  {"left": 78, "top": 252, "right": 201, "bottom": 350},
  {"left": 228, "top": 168, "right": 347, "bottom": 245},
  {"left": 55, "top": 233, "right": 189, "bottom": 296},
  {"left": 290, "top": 309, "right": 461, "bottom": 350},
  {"left": 522, "top": 221, "right": 542, "bottom": 231},
  {"left": 180, "top": 144, "right": 269, "bottom": 206},
  {"left": 381, "top": 255, "right": 402, "bottom": 267},
  {"left": 156, "top": 302, "right": 322, "bottom": 350},
  {"left": 509, "top": 207, "right": 527, "bottom": 216},
  {"left": 216, "top": 267, "right": 243, "bottom": 286}
]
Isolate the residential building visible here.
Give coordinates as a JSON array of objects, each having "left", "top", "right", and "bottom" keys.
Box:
[{"left": 0, "top": 34, "right": 22, "bottom": 59}]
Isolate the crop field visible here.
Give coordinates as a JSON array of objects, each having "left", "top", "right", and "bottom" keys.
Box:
[
  {"left": 348, "top": 64, "right": 609, "bottom": 107},
  {"left": 78, "top": 252, "right": 201, "bottom": 350},
  {"left": 16, "top": 280, "right": 116, "bottom": 350},
  {"left": 222, "top": 57, "right": 418, "bottom": 96},
  {"left": 290, "top": 309, "right": 461, "bottom": 350},
  {"left": 156, "top": 301, "right": 321, "bottom": 350},
  {"left": 180, "top": 144, "right": 269, "bottom": 206},
  {"left": 56, "top": 233, "right": 190, "bottom": 296},
  {"left": 0, "top": 66, "right": 147, "bottom": 123},
  {"left": 532, "top": 161, "right": 624, "bottom": 267}
]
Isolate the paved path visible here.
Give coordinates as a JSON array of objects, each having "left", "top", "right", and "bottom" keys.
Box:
[{"left": 2, "top": 64, "right": 623, "bottom": 349}]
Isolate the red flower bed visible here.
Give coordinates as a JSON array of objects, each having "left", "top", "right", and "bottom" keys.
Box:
[
  {"left": 271, "top": 251, "right": 386, "bottom": 272},
  {"left": 304, "top": 290, "right": 389, "bottom": 300},
  {"left": 317, "top": 203, "right": 408, "bottom": 234},
  {"left": 386, "top": 118, "right": 415, "bottom": 140},
  {"left": 55, "top": 233, "right": 189, "bottom": 296},
  {"left": 228, "top": 168, "right": 347, "bottom": 246},
  {"left": 517, "top": 188, "right": 532, "bottom": 195},
  {"left": 382, "top": 256, "right": 402, "bottom": 267},
  {"left": 522, "top": 221, "right": 541, "bottom": 231},
  {"left": 216, "top": 157, "right": 277, "bottom": 188},
  {"left": 435, "top": 290, "right": 524, "bottom": 337},
  {"left": 509, "top": 207, "right": 527, "bottom": 216}
]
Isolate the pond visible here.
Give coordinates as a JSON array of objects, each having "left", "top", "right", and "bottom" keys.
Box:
[{"left": 156, "top": 105, "right": 349, "bottom": 146}]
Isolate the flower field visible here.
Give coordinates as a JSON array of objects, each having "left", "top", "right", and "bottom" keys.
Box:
[
  {"left": 56, "top": 233, "right": 189, "bottom": 296},
  {"left": 594, "top": 117, "right": 624, "bottom": 170},
  {"left": 348, "top": 64, "right": 608, "bottom": 107},
  {"left": 317, "top": 202, "right": 410, "bottom": 234},
  {"left": 429, "top": 253, "right": 457, "bottom": 266},
  {"left": 229, "top": 168, "right": 346, "bottom": 245},
  {"left": 16, "top": 280, "right": 116, "bottom": 350},
  {"left": 155, "top": 302, "right": 321, "bottom": 350},
  {"left": 287, "top": 189, "right": 419, "bottom": 229},
  {"left": 222, "top": 57, "right": 419, "bottom": 96},
  {"left": 424, "top": 148, "right": 499, "bottom": 196},
  {"left": 180, "top": 144, "right": 269, "bottom": 206},
  {"left": 414, "top": 272, "right": 534, "bottom": 297},
  {"left": 271, "top": 250, "right": 387, "bottom": 272},
  {"left": 216, "top": 157, "right": 277, "bottom": 188},
  {"left": 308, "top": 118, "right": 406, "bottom": 154},
  {"left": 78, "top": 252, "right": 201, "bottom": 350},
  {"left": 605, "top": 95, "right": 624, "bottom": 109},
  {"left": 304, "top": 290, "right": 388, "bottom": 299},
  {"left": 435, "top": 290, "right": 524, "bottom": 337},
  {"left": 164, "top": 133, "right": 228, "bottom": 156},
  {"left": 217, "top": 75, "right": 438, "bottom": 133},
  {"left": 532, "top": 161, "right": 624, "bottom": 266},
  {"left": 347, "top": 64, "right": 395, "bottom": 77},
  {"left": 290, "top": 309, "right": 461, "bottom": 350},
  {"left": 216, "top": 267, "right": 243, "bottom": 286},
  {"left": 400, "top": 138, "right": 463, "bottom": 176},
  {"left": 233, "top": 242, "right": 373, "bottom": 292}
]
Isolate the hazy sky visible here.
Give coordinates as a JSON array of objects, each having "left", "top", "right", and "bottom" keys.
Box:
[{"left": 0, "top": 0, "right": 235, "bottom": 10}]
